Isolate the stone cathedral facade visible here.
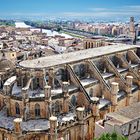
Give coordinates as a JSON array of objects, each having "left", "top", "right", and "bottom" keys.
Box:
[{"left": 0, "top": 44, "right": 140, "bottom": 140}]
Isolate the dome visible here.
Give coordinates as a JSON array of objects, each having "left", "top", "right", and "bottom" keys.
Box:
[{"left": 0, "top": 58, "right": 15, "bottom": 71}]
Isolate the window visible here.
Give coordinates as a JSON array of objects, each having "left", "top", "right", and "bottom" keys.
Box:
[
  {"left": 91, "top": 43, "right": 93, "bottom": 48},
  {"left": 89, "top": 88, "right": 94, "bottom": 97},
  {"left": 71, "top": 95, "right": 77, "bottom": 107},
  {"left": 55, "top": 101, "right": 60, "bottom": 113},
  {"left": 15, "top": 102, "right": 20, "bottom": 115},
  {"left": 79, "top": 64, "right": 87, "bottom": 78},
  {"left": 57, "top": 69, "right": 68, "bottom": 82},
  {"left": 35, "top": 104, "right": 40, "bottom": 118},
  {"left": 73, "top": 65, "right": 80, "bottom": 77},
  {"left": 36, "top": 78, "right": 40, "bottom": 87}
]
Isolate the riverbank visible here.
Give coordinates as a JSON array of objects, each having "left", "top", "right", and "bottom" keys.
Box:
[
  {"left": 15, "top": 22, "right": 73, "bottom": 38},
  {"left": 15, "top": 22, "right": 31, "bottom": 28},
  {"left": 60, "top": 31, "right": 85, "bottom": 39}
]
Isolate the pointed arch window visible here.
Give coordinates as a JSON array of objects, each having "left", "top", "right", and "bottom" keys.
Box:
[
  {"left": 35, "top": 104, "right": 40, "bottom": 117},
  {"left": 71, "top": 95, "right": 77, "bottom": 107},
  {"left": 15, "top": 102, "right": 20, "bottom": 115}
]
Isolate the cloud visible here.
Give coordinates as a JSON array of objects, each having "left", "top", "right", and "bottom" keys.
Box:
[
  {"left": 124, "top": 5, "right": 140, "bottom": 9},
  {"left": 90, "top": 5, "right": 140, "bottom": 17},
  {"left": 0, "top": 5, "right": 140, "bottom": 19},
  {"left": 0, "top": 12, "right": 48, "bottom": 16},
  {"left": 88, "top": 8, "right": 107, "bottom": 12},
  {"left": 60, "top": 5, "right": 140, "bottom": 18}
]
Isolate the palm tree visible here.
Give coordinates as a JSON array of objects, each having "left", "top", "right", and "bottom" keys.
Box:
[{"left": 94, "top": 132, "right": 128, "bottom": 140}]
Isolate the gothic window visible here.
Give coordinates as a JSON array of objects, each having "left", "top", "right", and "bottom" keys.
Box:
[
  {"left": 71, "top": 95, "right": 77, "bottom": 107},
  {"left": 35, "top": 104, "right": 40, "bottom": 118},
  {"left": 97, "top": 61, "right": 104, "bottom": 73},
  {"left": 111, "top": 56, "right": 120, "bottom": 68},
  {"left": 89, "top": 88, "right": 94, "bottom": 97},
  {"left": 56, "top": 69, "right": 68, "bottom": 82},
  {"left": 51, "top": 101, "right": 61, "bottom": 116},
  {"left": 73, "top": 64, "right": 87, "bottom": 79},
  {"left": 79, "top": 64, "right": 87, "bottom": 78},
  {"left": 15, "top": 102, "right": 20, "bottom": 115},
  {"left": 73, "top": 65, "right": 80, "bottom": 77},
  {"left": 36, "top": 78, "right": 40, "bottom": 87},
  {"left": 54, "top": 79, "right": 61, "bottom": 88},
  {"left": 55, "top": 101, "right": 60, "bottom": 114},
  {"left": 45, "top": 75, "right": 49, "bottom": 83},
  {"left": 32, "top": 78, "right": 37, "bottom": 89},
  {"left": 61, "top": 69, "right": 68, "bottom": 81},
  {"left": 23, "top": 76, "right": 27, "bottom": 87},
  {"left": 51, "top": 102, "right": 55, "bottom": 115},
  {"left": 85, "top": 42, "right": 88, "bottom": 49}
]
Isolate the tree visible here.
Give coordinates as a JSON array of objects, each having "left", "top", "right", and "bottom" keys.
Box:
[
  {"left": 94, "top": 132, "right": 128, "bottom": 140},
  {"left": 56, "top": 26, "right": 62, "bottom": 32}
]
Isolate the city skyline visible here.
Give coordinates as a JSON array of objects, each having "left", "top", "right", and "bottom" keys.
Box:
[{"left": 0, "top": 0, "right": 140, "bottom": 20}]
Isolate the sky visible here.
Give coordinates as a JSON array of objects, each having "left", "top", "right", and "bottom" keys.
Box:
[{"left": 0, "top": 0, "right": 140, "bottom": 20}]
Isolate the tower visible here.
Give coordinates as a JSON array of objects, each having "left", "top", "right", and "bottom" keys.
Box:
[{"left": 129, "top": 17, "right": 136, "bottom": 44}]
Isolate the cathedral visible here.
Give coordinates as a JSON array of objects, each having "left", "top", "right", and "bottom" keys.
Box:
[{"left": 0, "top": 44, "right": 140, "bottom": 140}]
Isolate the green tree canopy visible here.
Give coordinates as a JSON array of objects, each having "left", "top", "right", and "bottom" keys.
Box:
[{"left": 94, "top": 132, "right": 128, "bottom": 140}]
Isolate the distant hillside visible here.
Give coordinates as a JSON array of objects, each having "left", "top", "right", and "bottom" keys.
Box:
[{"left": 0, "top": 20, "right": 15, "bottom": 26}]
